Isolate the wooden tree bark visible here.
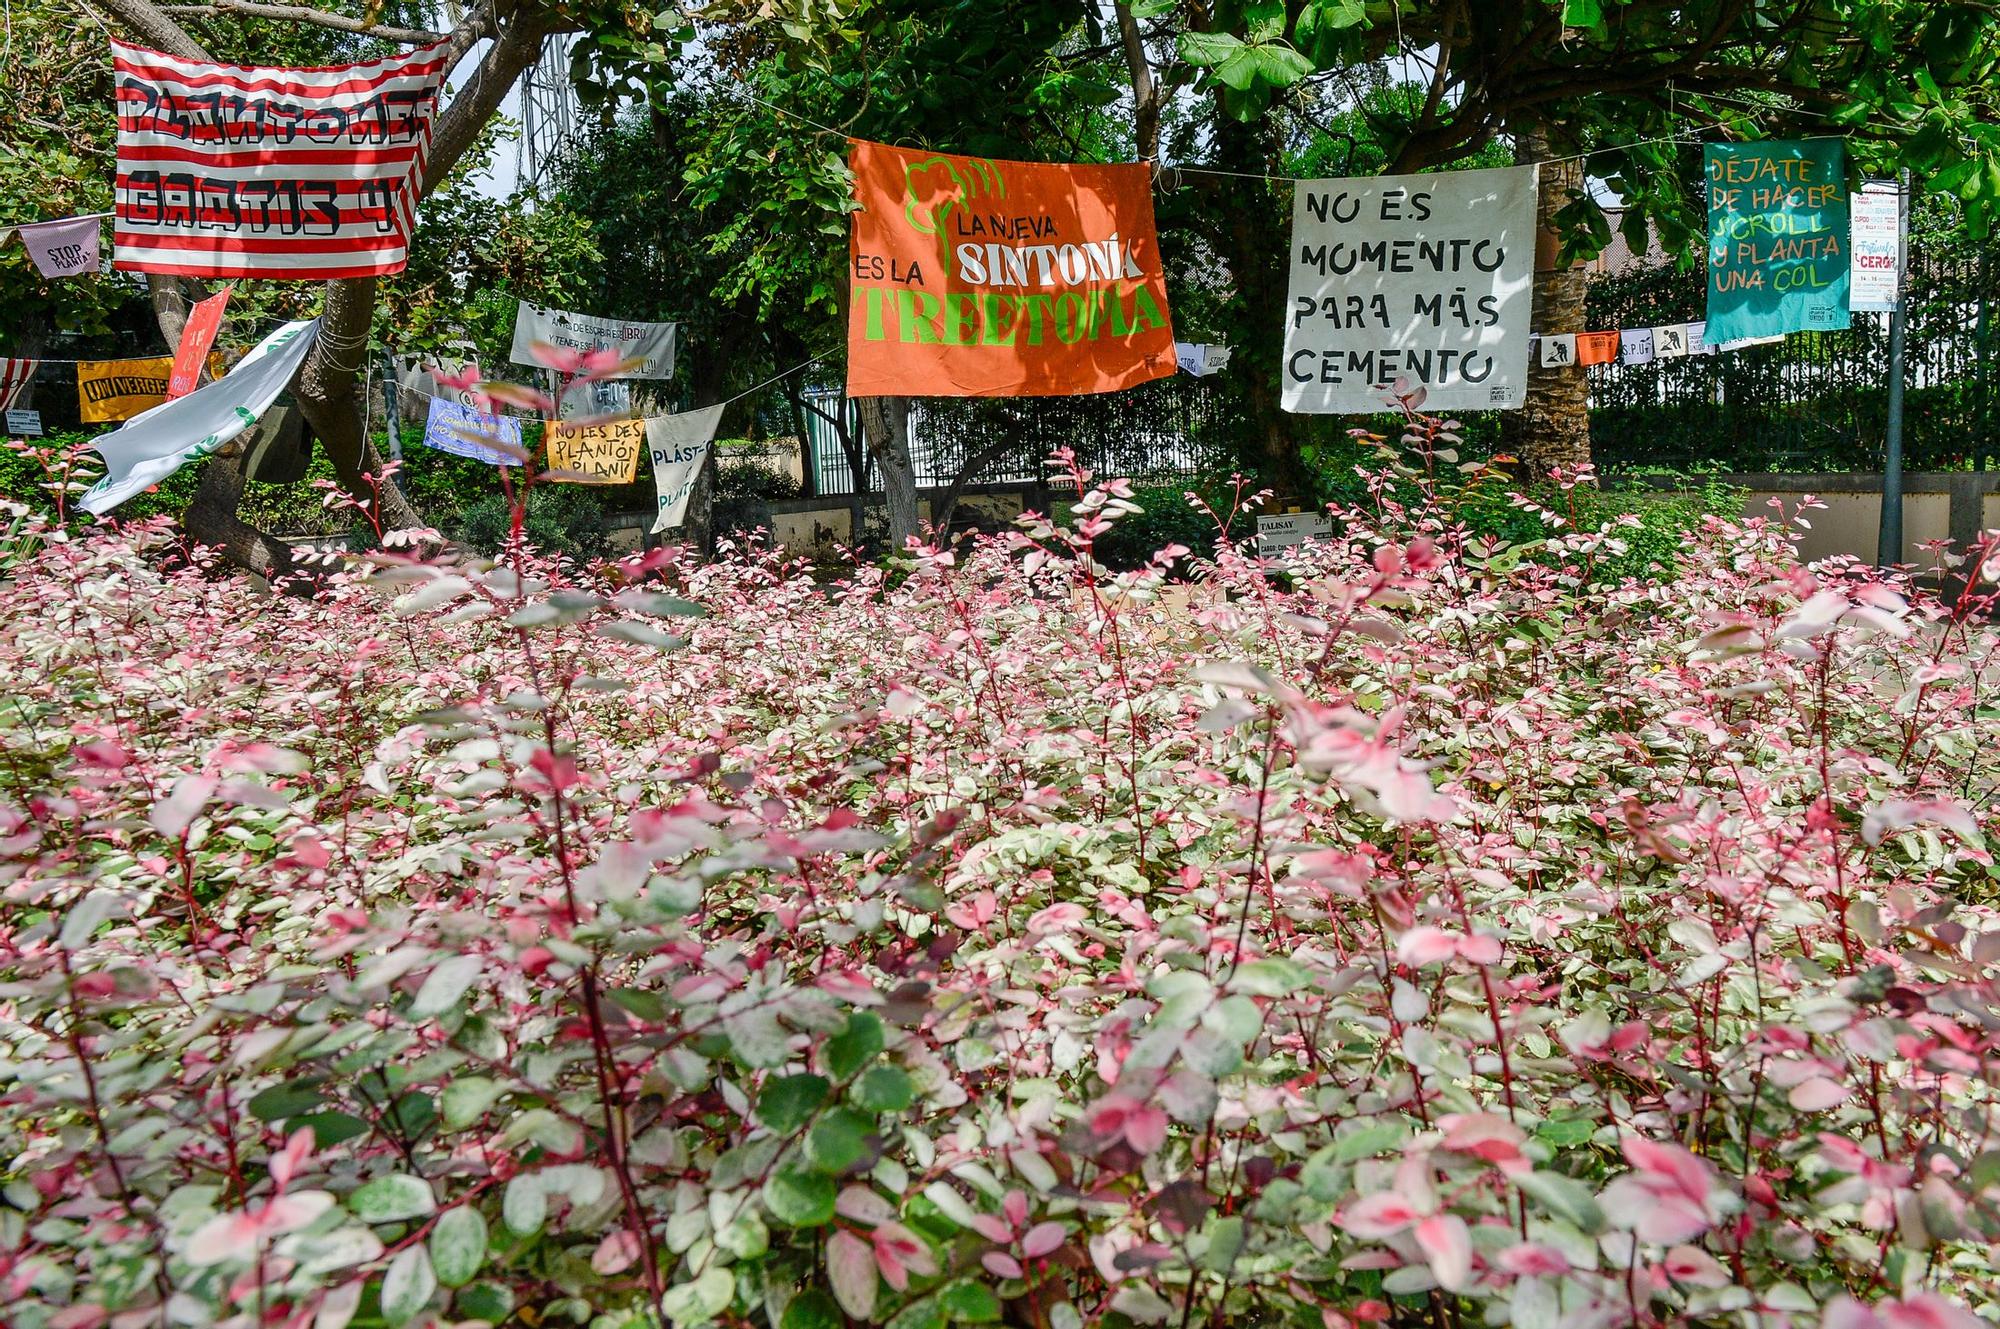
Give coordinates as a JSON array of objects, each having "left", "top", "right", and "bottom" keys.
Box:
[
  {"left": 93, "top": 0, "right": 551, "bottom": 576},
  {"left": 1505, "top": 125, "right": 1594, "bottom": 476},
  {"left": 857, "top": 396, "right": 920, "bottom": 549}
]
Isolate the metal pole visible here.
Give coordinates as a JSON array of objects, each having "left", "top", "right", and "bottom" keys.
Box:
[{"left": 1878, "top": 170, "right": 1910, "bottom": 568}]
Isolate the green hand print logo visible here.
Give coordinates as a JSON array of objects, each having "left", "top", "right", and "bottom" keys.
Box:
[{"left": 901, "top": 155, "right": 1005, "bottom": 279}]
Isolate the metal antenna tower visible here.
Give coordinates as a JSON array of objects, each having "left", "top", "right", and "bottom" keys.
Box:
[{"left": 516, "top": 34, "right": 580, "bottom": 190}]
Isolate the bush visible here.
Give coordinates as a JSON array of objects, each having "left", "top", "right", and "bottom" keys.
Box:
[
  {"left": 1, "top": 433, "right": 1997, "bottom": 1329},
  {"left": 455, "top": 481, "right": 611, "bottom": 563}
]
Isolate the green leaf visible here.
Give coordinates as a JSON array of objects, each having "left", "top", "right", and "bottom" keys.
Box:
[
  {"left": 455, "top": 1282, "right": 514, "bottom": 1324},
  {"left": 607, "top": 986, "right": 672, "bottom": 1022},
  {"left": 441, "top": 1077, "right": 505, "bottom": 1130},
  {"left": 759, "top": 1073, "right": 831, "bottom": 1134},
  {"left": 349, "top": 1174, "right": 436, "bottom": 1225},
  {"left": 1511, "top": 1170, "right": 1606, "bottom": 1234},
  {"left": 805, "top": 1107, "right": 876, "bottom": 1174},
  {"left": 1177, "top": 30, "right": 1244, "bottom": 68},
  {"left": 824, "top": 1012, "right": 884, "bottom": 1080},
  {"left": 784, "top": 1289, "right": 846, "bottom": 1329},
  {"left": 1128, "top": 0, "right": 1176, "bottom": 16},
  {"left": 1536, "top": 1116, "right": 1598, "bottom": 1147},
  {"left": 662, "top": 1265, "right": 735, "bottom": 1325},
  {"left": 1318, "top": 0, "right": 1367, "bottom": 29},
  {"left": 1231, "top": 958, "right": 1311, "bottom": 997},
  {"left": 765, "top": 1168, "right": 837, "bottom": 1227},
  {"left": 851, "top": 1065, "right": 914, "bottom": 1113},
  {"left": 886, "top": 1298, "right": 948, "bottom": 1329},
  {"left": 1333, "top": 1121, "right": 1408, "bottom": 1162},
  {"left": 430, "top": 1206, "right": 488, "bottom": 1288},
  {"left": 381, "top": 1245, "right": 437, "bottom": 1326},
  {"left": 1215, "top": 42, "right": 1313, "bottom": 92},
  {"left": 246, "top": 1081, "right": 325, "bottom": 1122},
  {"left": 409, "top": 953, "right": 483, "bottom": 1019},
  {"left": 295, "top": 1111, "right": 371, "bottom": 1149},
  {"left": 502, "top": 1175, "right": 546, "bottom": 1236},
  {"left": 1561, "top": 0, "right": 1603, "bottom": 25},
  {"left": 940, "top": 1279, "right": 1002, "bottom": 1323},
  {"left": 1202, "top": 1215, "right": 1246, "bottom": 1273}
]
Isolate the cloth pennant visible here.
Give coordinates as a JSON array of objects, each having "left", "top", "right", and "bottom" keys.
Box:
[
  {"left": 1538, "top": 334, "right": 1577, "bottom": 368},
  {"left": 18, "top": 216, "right": 102, "bottom": 277},
  {"left": 0, "top": 359, "right": 38, "bottom": 412},
  {"left": 1618, "top": 329, "right": 1655, "bottom": 365},
  {"left": 1576, "top": 332, "right": 1620, "bottom": 366}
]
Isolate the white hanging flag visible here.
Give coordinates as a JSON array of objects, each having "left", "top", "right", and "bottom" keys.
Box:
[
  {"left": 17, "top": 216, "right": 103, "bottom": 277},
  {"left": 1618, "top": 329, "right": 1655, "bottom": 365},
  {"left": 1652, "top": 325, "right": 1689, "bottom": 358},
  {"left": 645, "top": 405, "right": 724, "bottom": 532},
  {"left": 1282, "top": 166, "right": 1537, "bottom": 413},
  {"left": 81, "top": 319, "right": 320, "bottom": 514},
  {"left": 560, "top": 377, "right": 634, "bottom": 420},
  {"left": 1175, "top": 342, "right": 1232, "bottom": 377},
  {"left": 1850, "top": 180, "right": 1904, "bottom": 313},
  {"left": 1539, "top": 334, "right": 1577, "bottom": 367},
  {"left": 510, "top": 302, "right": 676, "bottom": 380}
]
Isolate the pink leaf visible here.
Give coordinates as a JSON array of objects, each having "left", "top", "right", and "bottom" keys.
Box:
[
  {"left": 826, "top": 1229, "right": 878, "bottom": 1320},
  {"left": 836, "top": 1185, "right": 895, "bottom": 1226},
  {"left": 1413, "top": 1213, "right": 1472, "bottom": 1291},
  {"left": 149, "top": 773, "right": 218, "bottom": 838},
  {"left": 591, "top": 1229, "right": 640, "bottom": 1275},
  {"left": 982, "top": 1251, "right": 1025, "bottom": 1279},
  {"left": 1395, "top": 926, "right": 1461, "bottom": 967},
  {"left": 1123, "top": 1104, "right": 1169, "bottom": 1154},
  {"left": 1021, "top": 1220, "right": 1066, "bottom": 1258},
  {"left": 1788, "top": 1077, "right": 1850, "bottom": 1111},
  {"left": 1343, "top": 1192, "right": 1422, "bottom": 1239}
]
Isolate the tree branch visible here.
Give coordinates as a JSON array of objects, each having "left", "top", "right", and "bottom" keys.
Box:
[{"left": 157, "top": 0, "right": 445, "bottom": 44}]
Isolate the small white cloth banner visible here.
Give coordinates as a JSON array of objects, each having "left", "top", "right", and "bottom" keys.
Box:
[
  {"left": 1652, "top": 325, "right": 1689, "bottom": 358},
  {"left": 1687, "top": 320, "right": 1719, "bottom": 355},
  {"left": 1850, "top": 180, "right": 1904, "bottom": 313},
  {"left": 112, "top": 39, "right": 447, "bottom": 279},
  {"left": 1618, "top": 328, "right": 1655, "bottom": 365},
  {"left": 1282, "top": 165, "right": 1536, "bottom": 413},
  {"left": 81, "top": 319, "right": 320, "bottom": 514},
  {"left": 0, "top": 359, "right": 38, "bottom": 412},
  {"left": 397, "top": 355, "right": 481, "bottom": 408},
  {"left": 510, "top": 302, "right": 676, "bottom": 380},
  {"left": 560, "top": 377, "right": 634, "bottom": 420},
  {"left": 422, "top": 396, "right": 523, "bottom": 465},
  {"left": 17, "top": 217, "right": 102, "bottom": 277},
  {"left": 1175, "top": 342, "right": 1232, "bottom": 377},
  {"left": 1539, "top": 334, "right": 1576, "bottom": 367},
  {"left": 645, "top": 405, "right": 724, "bottom": 533}
]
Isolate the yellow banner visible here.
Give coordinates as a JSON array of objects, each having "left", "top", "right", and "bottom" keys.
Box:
[
  {"left": 545, "top": 417, "right": 645, "bottom": 484},
  {"left": 78, "top": 353, "right": 223, "bottom": 423}
]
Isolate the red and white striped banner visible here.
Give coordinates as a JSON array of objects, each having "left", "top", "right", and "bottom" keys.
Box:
[
  {"left": 0, "top": 360, "right": 37, "bottom": 413},
  {"left": 111, "top": 39, "right": 448, "bottom": 280}
]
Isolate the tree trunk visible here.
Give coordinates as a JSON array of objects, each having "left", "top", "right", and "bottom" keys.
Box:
[
  {"left": 1113, "top": 1, "right": 1161, "bottom": 162},
  {"left": 857, "top": 396, "right": 920, "bottom": 549},
  {"left": 1505, "top": 124, "right": 1593, "bottom": 476},
  {"left": 1201, "top": 113, "right": 1303, "bottom": 496}
]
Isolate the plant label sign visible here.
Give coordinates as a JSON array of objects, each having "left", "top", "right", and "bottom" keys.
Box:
[
  {"left": 6, "top": 409, "right": 42, "bottom": 436},
  {"left": 1705, "top": 140, "right": 1851, "bottom": 342},
  {"left": 1282, "top": 166, "right": 1536, "bottom": 414},
  {"left": 1256, "top": 511, "right": 1334, "bottom": 551}
]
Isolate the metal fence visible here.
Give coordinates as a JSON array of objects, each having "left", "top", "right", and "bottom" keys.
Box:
[
  {"left": 802, "top": 373, "right": 1233, "bottom": 495},
  {"left": 1583, "top": 231, "right": 2000, "bottom": 472}
]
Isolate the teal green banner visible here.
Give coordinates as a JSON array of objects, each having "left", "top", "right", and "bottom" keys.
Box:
[{"left": 1705, "top": 140, "right": 1850, "bottom": 344}]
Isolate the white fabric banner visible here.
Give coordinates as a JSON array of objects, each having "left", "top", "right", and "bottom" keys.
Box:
[
  {"left": 1618, "top": 328, "right": 1655, "bottom": 365},
  {"left": 1539, "top": 334, "right": 1577, "bottom": 368},
  {"left": 81, "top": 319, "right": 320, "bottom": 514},
  {"left": 1652, "top": 324, "right": 1689, "bottom": 358},
  {"left": 1282, "top": 165, "right": 1536, "bottom": 413},
  {"left": 1850, "top": 181, "right": 1904, "bottom": 313},
  {"left": 397, "top": 355, "right": 480, "bottom": 408},
  {"left": 645, "top": 405, "right": 724, "bottom": 533},
  {"left": 510, "top": 302, "right": 676, "bottom": 380},
  {"left": 1175, "top": 342, "right": 1232, "bottom": 377},
  {"left": 18, "top": 217, "right": 102, "bottom": 277},
  {"left": 560, "top": 377, "right": 634, "bottom": 420}
]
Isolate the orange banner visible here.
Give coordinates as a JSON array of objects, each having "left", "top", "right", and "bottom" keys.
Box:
[
  {"left": 1576, "top": 332, "right": 1620, "bottom": 366},
  {"left": 846, "top": 140, "right": 1176, "bottom": 398}
]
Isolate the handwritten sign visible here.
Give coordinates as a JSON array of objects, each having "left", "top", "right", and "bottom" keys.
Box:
[
  {"left": 546, "top": 417, "right": 645, "bottom": 483},
  {"left": 1283, "top": 166, "right": 1535, "bottom": 413},
  {"left": 1705, "top": 140, "right": 1850, "bottom": 343}
]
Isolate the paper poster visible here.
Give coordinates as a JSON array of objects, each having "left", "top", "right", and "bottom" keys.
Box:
[
  {"left": 1576, "top": 332, "right": 1619, "bottom": 366},
  {"left": 510, "top": 303, "right": 676, "bottom": 380},
  {"left": 546, "top": 417, "right": 645, "bottom": 483},
  {"left": 1283, "top": 166, "right": 1536, "bottom": 412},
  {"left": 1618, "top": 329, "right": 1655, "bottom": 365},
  {"left": 1705, "top": 140, "right": 1850, "bottom": 342},
  {"left": 80, "top": 320, "right": 319, "bottom": 514},
  {"left": 645, "top": 405, "right": 724, "bottom": 532},
  {"left": 6, "top": 409, "right": 42, "bottom": 437},
  {"left": 18, "top": 216, "right": 102, "bottom": 277},
  {"left": 846, "top": 139, "right": 1175, "bottom": 397},
  {"left": 1850, "top": 180, "right": 1904, "bottom": 313},
  {"left": 167, "top": 287, "right": 231, "bottom": 399},
  {"left": 421, "top": 396, "right": 523, "bottom": 465},
  {"left": 78, "top": 353, "right": 224, "bottom": 423},
  {"left": 112, "top": 40, "right": 445, "bottom": 279},
  {"left": 1539, "top": 334, "right": 1577, "bottom": 367}
]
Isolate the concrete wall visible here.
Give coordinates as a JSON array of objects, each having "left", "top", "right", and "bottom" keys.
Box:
[{"left": 1639, "top": 472, "right": 1997, "bottom": 568}]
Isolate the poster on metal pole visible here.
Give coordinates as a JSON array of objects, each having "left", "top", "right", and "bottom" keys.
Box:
[{"left": 1850, "top": 179, "right": 1905, "bottom": 314}]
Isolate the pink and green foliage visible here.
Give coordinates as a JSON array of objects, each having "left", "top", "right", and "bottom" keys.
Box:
[{"left": 3, "top": 418, "right": 2000, "bottom": 1329}]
